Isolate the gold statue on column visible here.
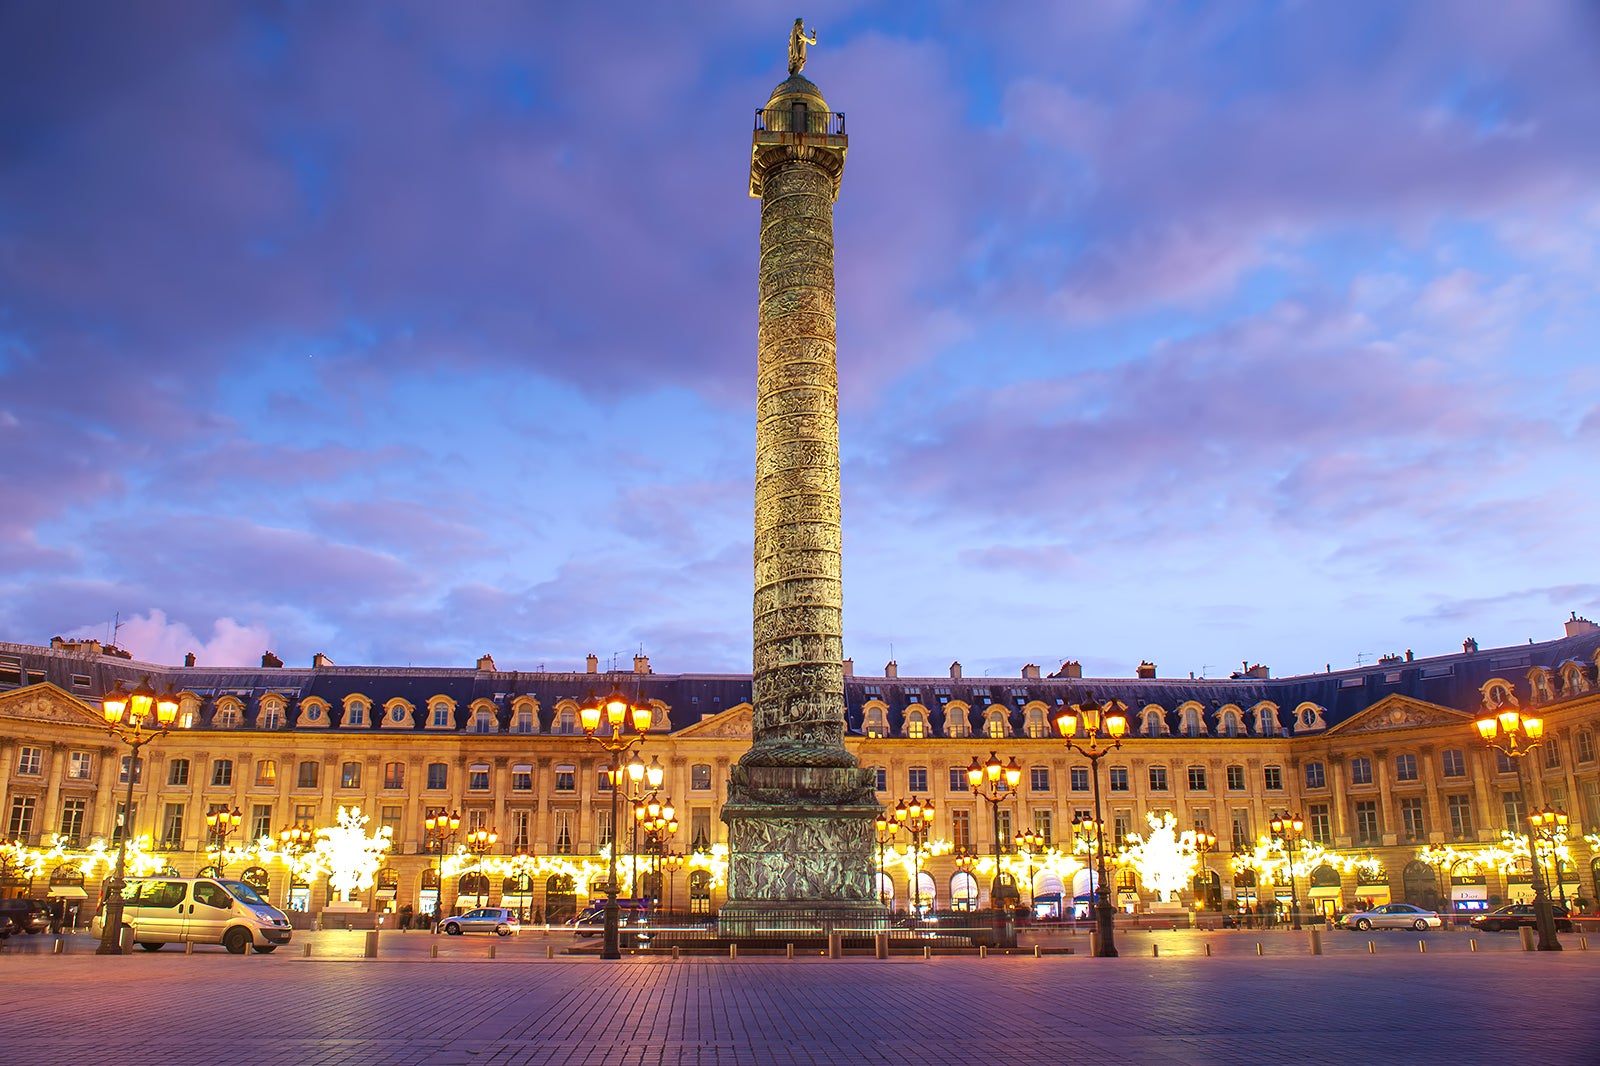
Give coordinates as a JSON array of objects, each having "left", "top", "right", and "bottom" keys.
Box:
[{"left": 788, "top": 18, "right": 817, "bottom": 75}]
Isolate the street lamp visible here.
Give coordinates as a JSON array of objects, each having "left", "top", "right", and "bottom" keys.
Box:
[
  {"left": 635, "top": 798, "right": 677, "bottom": 908},
  {"left": 966, "top": 752, "right": 1022, "bottom": 916},
  {"left": 660, "top": 851, "right": 685, "bottom": 917},
  {"left": 620, "top": 754, "right": 666, "bottom": 900},
  {"left": 874, "top": 811, "right": 900, "bottom": 906},
  {"left": 580, "top": 689, "right": 654, "bottom": 960},
  {"left": 465, "top": 826, "right": 498, "bottom": 903},
  {"left": 424, "top": 809, "right": 461, "bottom": 926},
  {"left": 1528, "top": 808, "right": 1570, "bottom": 908},
  {"left": 1015, "top": 828, "right": 1046, "bottom": 914},
  {"left": 96, "top": 676, "right": 180, "bottom": 955},
  {"left": 277, "top": 822, "right": 315, "bottom": 915},
  {"left": 892, "top": 796, "right": 935, "bottom": 920},
  {"left": 204, "top": 806, "right": 243, "bottom": 875},
  {"left": 1475, "top": 710, "right": 1562, "bottom": 951},
  {"left": 1192, "top": 824, "right": 1217, "bottom": 913},
  {"left": 1269, "top": 812, "right": 1305, "bottom": 930},
  {"left": 952, "top": 850, "right": 977, "bottom": 911},
  {"left": 1055, "top": 692, "right": 1128, "bottom": 958}
]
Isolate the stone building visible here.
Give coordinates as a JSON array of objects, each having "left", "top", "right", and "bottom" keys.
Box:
[{"left": 1, "top": 617, "right": 1598, "bottom": 924}]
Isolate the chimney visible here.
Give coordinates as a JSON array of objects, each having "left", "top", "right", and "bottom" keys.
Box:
[
  {"left": 1056, "top": 660, "right": 1083, "bottom": 679},
  {"left": 633, "top": 654, "right": 652, "bottom": 674},
  {"left": 884, "top": 660, "right": 898, "bottom": 678},
  {"left": 1567, "top": 612, "right": 1600, "bottom": 637},
  {"left": 1463, "top": 637, "right": 1478, "bottom": 654},
  {"left": 842, "top": 658, "right": 854, "bottom": 677},
  {"left": 184, "top": 652, "right": 197, "bottom": 668},
  {"left": 1021, "top": 663, "right": 1040, "bottom": 680},
  {"left": 1136, "top": 661, "right": 1156, "bottom": 679},
  {"left": 312, "top": 652, "right": 335, "bottom": 668},
  {"left": 949, "top": 661, "right": 962, "bottom": 679},
  {"left": 586, "top": 654, "right": 599, "bottom": 674},
  {"left": 477, "top": 654, "right": 496, "bottom": 672},
  {"left": 261, "top": 650, "right": 283, "bottom": 668}
]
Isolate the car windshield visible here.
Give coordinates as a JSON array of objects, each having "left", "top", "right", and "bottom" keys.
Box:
[{"left": 221, "top": 880, "right": 268, "bottom": 906}]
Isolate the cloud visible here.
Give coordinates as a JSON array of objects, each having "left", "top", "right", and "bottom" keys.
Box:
[{"left": 63, "top": 609, "right": 273, "bottom": 668}]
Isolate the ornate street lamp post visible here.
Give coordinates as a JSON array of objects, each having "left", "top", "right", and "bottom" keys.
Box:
[
  {"left": 1015, "top": 828, "right": 1046, "bottom": 914},
  {"left": 893, "top": 797, "right": 935, "bottom": 920},
  {"left": 952, "top": 851, "right": 977, "bottom": 911},
  {"left": 96, "top": 677, "right": 180, "bottom": 955},
  {"left": 967, "top": 752, "right": 1022, "bottom": 918},
  {"left": 1475, "top": 710, "right": 1562, "bottom": 951},
  {"left": 465, "top": 826, "right": 498, "bottom": 902},
  {"left": 204, "top": 806, "right": 243, "bottom": 876},
  {"left": 424, "top": 809, "right": 461, "bottom": 927},
  {"left": 635, "top": 797, "right": 677, "bottom": 908},
  {"left": 1055, "top": 692, "right": 1128, "bottom": 958},
  {"left": 580, "top": 690, "right": 654, "bottom": 960},
  {"left": 1269, "top": 812, "right": 1305, "bottom": 930},
  {"left": 661, "top": 852, "right": 685, "bottom": 917},
  {"left": 1529, "top": 808, "right": 1570, "bottom": 908},
  {"left": 277, "top": 822, "right": 315, "bottom": 917},
  {"left": 1192, "top": 824, "right": 1217, "bottom": 915},
  {"left": 874, "top": 811, "right": 900, "bottom": 906}
]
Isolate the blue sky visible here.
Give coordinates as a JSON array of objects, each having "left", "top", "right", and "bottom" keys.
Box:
[{"left": 2, "top": 2, "right": 1597, "bottom": 680}]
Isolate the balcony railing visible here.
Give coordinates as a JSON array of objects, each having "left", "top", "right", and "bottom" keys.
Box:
[{"left": 754, "top": 107, "right": 846, "bottom": 136}]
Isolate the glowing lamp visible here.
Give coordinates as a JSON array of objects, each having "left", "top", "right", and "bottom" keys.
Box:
[
  {"left": 1004, "top": 756, "right": 1023, "bottom": 790},
  {"left": 1476, "top": 717, "right": 1498, "bottom": 740},
  {"left": 645, "top": 755, "right": 665, "bottom": 790},
  {"left": 1080, "top": 695, "right": 1103, "bottom": 734},
  {"left": 1105, "top": 700, "right": 1128, "bottom": 739},
  {"left": 155, "top": 687, "right": 180, "bottom": 727},
  {"left": 603, "top": 691, "right": 629, "bottom": 728},
  {"left": 102, "top": 681, "right": 129, "bottom": 725},
  {"left": 1523, "top": 717, "right": 1544, "bottom": 741},
  {"left": 630, "top": 702, "right": 653, "bottom": 732},
  {"left": 966, "top": 757, "right": 984, "bottom": 789},
  {"left": 1055, "top": 711, "right": 1079, "bottom": 738},
  {"left": 1498, "top": 709, "right": 1521, "bottom": 736},
  {"left": 579, "top": 701, "right": 602, "bottom": 735}
]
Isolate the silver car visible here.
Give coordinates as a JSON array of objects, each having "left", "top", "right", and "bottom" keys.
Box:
[
  {"left": 1338, "top": 903, "right": 1442, "bottom": 931},
  {"left": 441, "top": 907, "right": 520, "bottom": 937}
]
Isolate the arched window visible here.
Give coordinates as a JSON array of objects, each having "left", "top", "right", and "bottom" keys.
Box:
[
  {"left": 1219, "top": 708, "right": 1244, "bottom": 737},
  {"left": 1140, "top": 707, "right": 1168, "bottom": 737},
  {"left": 1178, "top": 703, "right": 1205, "bottom": 737},
  {"left": 473, "top": 708, "right": 494, "bottom": 733},
  {"left": 904, "top": 708, "right": 928, "bottom": 739},
  {"left": 1023, "top": 705, "right": 1050, "bottom": 739},
  {"left": 943, "top": 702, "right": 972, "bottom": 738},
  {"left": 545, "top": 875, "right": 576, "bottom": 922},
  {"left": 514, "top": 709, "right": 535, "bottom": 734},
  {"left": 345, "top": 700, "right": 366, "bottom": 727},
  {"left": 688, "top": 871, "right": 712, "bottom": 914},
  {"left": 863, "top": 705, "right": 888, "bottom": 738},
  {"left": 983, "top": 708, "right": 1010, "bottom": 739}
]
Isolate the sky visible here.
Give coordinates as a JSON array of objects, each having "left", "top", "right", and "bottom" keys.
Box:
[{"left": 2, "top": 1, "right": 1598, "bottom": 682}]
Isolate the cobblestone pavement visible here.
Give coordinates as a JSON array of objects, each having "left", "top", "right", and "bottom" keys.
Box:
[{"left": 2, "top": 935, "right": 1599, "bottom": 1065}]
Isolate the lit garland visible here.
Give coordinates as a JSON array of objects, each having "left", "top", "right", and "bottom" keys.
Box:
[{"left": 1229, "top": 835, "right": 1378, "bottom": 886}]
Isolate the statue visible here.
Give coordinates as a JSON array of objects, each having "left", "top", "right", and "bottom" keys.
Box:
[{"left": 788, "top": 18, "right": 817, "bottom": 76}]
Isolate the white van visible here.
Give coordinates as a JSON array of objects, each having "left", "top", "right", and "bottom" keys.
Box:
[{"left": 92, "top": 876, "right": 294, "bottom": 954}]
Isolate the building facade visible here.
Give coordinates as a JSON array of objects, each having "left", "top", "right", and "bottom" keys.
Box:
[{"left": 2, "top": 619, "right": 1598, "bottom": 924}]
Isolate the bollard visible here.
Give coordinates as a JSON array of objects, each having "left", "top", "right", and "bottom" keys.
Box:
[
  {"left": 980, "top": 944, "right": 988, "bottom": 959},
  {"left": 1418, "top": 940, "right": 1426, "bottom": 954},
  {"left": 430, "top": 943, "right": 439, "bottom": 959},
  {"left": 672, "top": 945, "right": 680, "bottom": 959},
  {"left": 364, "top": 930, "right": 380, "bottom": 959},
  {"left": 1367, "top": 941, "right": 1376, "bottom": 954},
  {"left": 923, "top": 945, "right": 930, "bottom": 960},
  {"left": 1152, "top": 944, "right": 1159, "bottom": 958},
  {"left": 1204, "top": 942, "right": 1212, "bottom": 957},
  {"left": 827, "top": 932, "right": 842, "bottom": 959},
  {"left": 184, "top": 941, "right": 193, "bottom": 956},
  {"left": 1519, "top": 927, "right": 1536, "bottom": 952},
  {"left": 546, "top": 944, "right": 554, "bottom": 959},
  {"left": 1255, "top": 942, "right": 1263, "bottom": 956},
  {"left": 729, "top": 943, "right": 737, "bottom": 959},
  {"left": 1581, "top": 937, "right": 1589, "bottom": 951},
  {"left": 1308, "top": 928, "right": 1322, "bottom": 956},
  {"left": 53, "top": 937, "right": 64, "bottom": 955},
  {"left": 303, "top": 942, "right": 311, "bottom": 958},
  {"left": 876, "top": 933, "right": 889, "bottom": 960},
  {"left": 1469, "top": 939, "right": 1478, "bottom": 952},
  {"left": 786, "top": 943, "right": 794, "bottom": 960},
  {"left": 488, "top": 943, "right": 497, "bottom": 959},
  {"left": 1032, "top": 944, "right": 1040, "bottom": 959}
]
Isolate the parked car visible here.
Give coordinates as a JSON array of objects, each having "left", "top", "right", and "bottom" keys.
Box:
[
  {"left": 568, "top": 900, "right": 651, "bottom": 937},
  {"left": 1469, "top": 903, "right": 1574, "bottom": 933},
  {"left": 0, "top": 898, "right": 51, "bottom": 934},
  {"left": 441, "top": 907, "right": 520, "bottom": 937},
  {"left": 1336, "top": 903, "right": 1443, "bottom": 931},
  {"left": 0, "top": 912, "right": 16, "bottom": 939},
  {"left": 90, "top": 876, "right": 293, "bottom": 953}
]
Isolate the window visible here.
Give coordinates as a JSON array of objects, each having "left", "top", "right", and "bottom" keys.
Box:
[
  {"left": 296, "top": 761, "right": 319, "bottom": 789},
  {"left": 7, "top": 797, "right": 35, "bottom": 838},
  {"left": 997, "top": 809, "right": 1014, "bottom": 850},
  {"left": 1501, "top": 791, "right": 1525, "bottom": 829},
  {"left": 341, "top": 762, "right": 361, "bottom": 789},
  {"left": 250, "top": 804, "right": 273, "bottom": 842},
  {"left": 1544, "top": 741, "right": 1562, "bottom": 770},
  {"left": 1349, "top": 757, "right": 1372, "bottom": 786},
  {"left": 951, "top": 809, "right": 971, "bottom": 850},
  {"left": 430, "top": 703, "right": 451, "bottom": 728},
  {"left": 1030, "top": 767, "right": 1050, "bottom": 793},
  {"left": 554, "top": 765, "right": 575, "bottom": 792},
  {"left": 1032, "top": 809, "right": 1053, "bottom": 844},
  {"left": 1400, "top": 797, "right": 1426, "bottom": 841},
  {"left": 1495, "top": 749, "right": 1514, "bottom": 775},
  {"left": 1303, "top": 762, "right": 1325, "bottom": 790},
  {"left": 948, "top": 767, "right": 968, "bottom": 792},
  {"left": 553, "top": 810, "right": 573, "bottom": 854},
  {"left": 691, "top": 764, "right": 712, "bottom": 791},
  {"left": 986, "top": 715, "right": 1007, "bottom": 739},
  {"left": 68, "top": 750, "right": 93, "bottom": 780},
  {"left": 58, "top": 798, "right": 86, "bottom": 845},
  {"left": 1070, "top": 767, "right": 1089, "bottom": 792},
  {"left": 161, "top": 803, "right": 185, "bottom": 848},
  {"left": 1447, "top": 795, "right": 1474, "bottom": 840},
  {"left": 1263, "top": 766, "right": 1282, "bottom": 791},
  {"left": 346, "top": 701, "right": 366, "bottom": 727},
  {"left": 907, "top": 767, "right": 928, "bottom": 793},
  {"left": 383, "top": 762, "right": 404, "bottom": 789},
  {"left": 873, "top": 767, "right": 887, "bottom": 792},
  {"left": 1582, "top": 781, "right": 1600, "bottom": 830},
  {"left": 209, "top": 759, "right": 233, "bottom": 788},
  {"left": 16, "top": 746, "right": 42, "bottom": 775},
  {"left": 597, "top": 808, "right": 613, "bottom": 848},
  {"left": 216, "top": 704, "right": 241, "bottom": 729},
  {"left": 380, "top": 806, "right": 402, "bottom": 840},
  {"left": 513, "top": 709, "right": 535, "bottom": 734},
  {"left": 690, "top": 809, "right": 712, "bottom": 852},
  {"left": 1395, "top": 753, "right": 1418, "bottom": 782},
  {"left": 1148, "top": 766, "right": 1169, "bottom": 791},
  {"left": 1230, "top": 810, "right": 1251, "bottom": 851},
  {"left": 512, "top": 765, "right": 533, "bottom": 792},
  {"left": 110, "top": 804, "right": 136, "bottom": 843},
  {"left": 1226, "top": 765, "right": 1245, "bottom": 791},
  {"left": 1577, "top": 730, "right": 1595, "bottom": 764},
  {"left": 473, "top": 709, "right": 494, "bottom": 734},
  {"left": 1188, "top": 766, "right": 1208, "bottom": 791},
  {"left": 1354, "top": 800, "right": 1380, "bottom": 844},
  {"left": 260, "top": 704, "right": 282, "bottom": 730},
  {"left": 906, "top": 712, "right": 927, "bottom": 739},
  {"left": 121, "top": 756, "right": 144, "bottom": 784},
  {"left": 1308, "top": 804, "right": 1331, "bottom": 845},
  {"left": 1441, "top": 749, "right": 1466, "bottom": 777},
  {"left": 1109, "top": 767, "right": 1129, "bottom": 792},
  {"left": 168, "top": 758, "right": 190, "bottom": 787},
  {"left": 555, "top": 709, "right": 577, "bottom": 735},
  {"left": 426, "top": 763, "right": 448, "bottom": 790},
  {"left": 469, "top": 765, "right": 490, "bottom": 791},
  {"left": 254, "top": 759, "right": 276, "bottom": 787},
  {"left": 294, "top": 803, "right": 315, "bottom": 826},
  {"left": 509, "top": 809, "right": 531, "bottom": 849},
  {"left": 1112, "top": 813, "right": 1129, "bottom": 847}
]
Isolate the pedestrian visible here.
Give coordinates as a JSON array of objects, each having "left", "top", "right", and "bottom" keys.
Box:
[
  {"left": 398, "top": 904, "right": 413, "bottom": 931},
  {"left": 47, "top": 898, "right": 63, "bottom": 935},
  {"left": 431, "top": 903, "right": 442, "bottom": 933}
]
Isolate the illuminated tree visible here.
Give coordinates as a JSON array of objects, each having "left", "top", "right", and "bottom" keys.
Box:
[
  {"left": 1118, "top": 812, "right": 1198, "bottom": 902},
  {"left": 311, "top": 806, "right": 393, "bottom": 899}
]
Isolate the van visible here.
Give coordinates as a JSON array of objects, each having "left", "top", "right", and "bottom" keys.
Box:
[
  {"left": 567, "top": 898, "right": 650, "bottom": 937},
  {"left": 91, "top": 876, "right": 293, "bottom": 954}
]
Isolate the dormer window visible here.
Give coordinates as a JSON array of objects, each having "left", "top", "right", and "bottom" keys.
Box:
[
  {"left": 347, "top": 701, "right": 366, "bottom": 727},
  {"left": 431, "top": 702, "right": 452, "bottom": 728}
]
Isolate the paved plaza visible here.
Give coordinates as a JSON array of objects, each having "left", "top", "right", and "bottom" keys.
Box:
[{"left": 2, "top": 930, "right": 1599, "bottom": 1065}]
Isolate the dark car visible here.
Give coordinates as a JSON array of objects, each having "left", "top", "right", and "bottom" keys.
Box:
[
  {"left": 1469, "top": 903, "right": 1574, "bottom": 933},
  {"left": 0, "top": 912, "right": 16, "bottom": 939},
  {"left": 0, "top": 899, "right": 51, "bottom": 935}
]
